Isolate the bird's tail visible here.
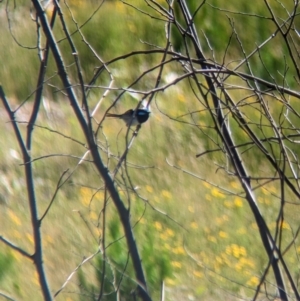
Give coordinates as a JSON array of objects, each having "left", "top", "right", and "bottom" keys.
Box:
[{"left": 106, "top": 113, "right": 121, "bottom": 118}]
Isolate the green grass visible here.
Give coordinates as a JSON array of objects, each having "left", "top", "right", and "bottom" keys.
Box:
[{"left": 2, "top": 98, "right": 298, "bottom": 300}]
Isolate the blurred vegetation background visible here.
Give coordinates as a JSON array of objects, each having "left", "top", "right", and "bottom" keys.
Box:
[{"left": 1, "top": 0, "right": 300, "bottom": 300}]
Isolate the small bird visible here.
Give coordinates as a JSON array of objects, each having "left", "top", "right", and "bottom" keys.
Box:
[{"left": 106, "top": 109, "right": 150, "bottom": 126}]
